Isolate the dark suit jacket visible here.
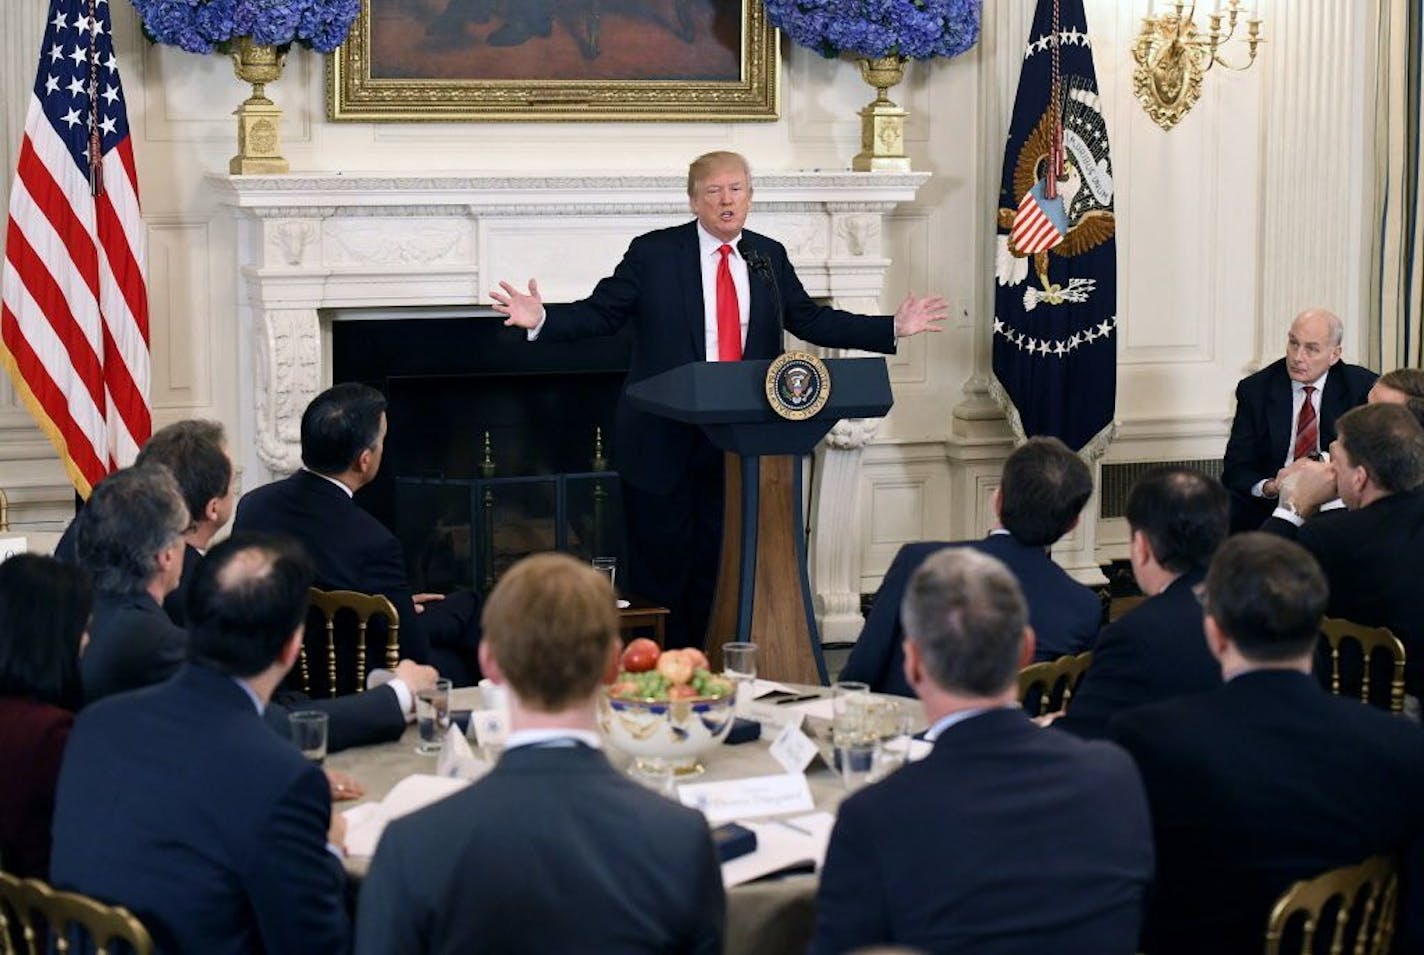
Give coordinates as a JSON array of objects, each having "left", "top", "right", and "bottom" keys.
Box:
[
  {"left": 0, "top": 697, "right": 72, "bottom": 878},
  {"left": 1221, "top": 358, "right": 1376, "bottom": 500},
  {"left": 235, "top": 469, "right": 435, "bottom": 662},
  {"left": 355, "top": 742, "right": 724, "bottom": 955},
  {"left": 51, "top": 664, "right": 351, "bottom": 954},
  {"left": 840, "top": 534, "right": 1102, "bottom": 697},
  {"left": 1111, "top": 670, "right": 1424, "bottom": 955},
  {"left": 1054, "top": 571, "right": 1220, "bottom": 740},
  {"left": 82, "top": 591, "right": 188, "bottom": 704},
  {"left": 79, "top": 587, "right": 403, "bottom": 752},
  {"left": 540, "top": 222, "right": 896, "bottom": 494},
  {"left": 811, "top": 707, "right": 1153, "bottom": 954},
  {"left": 1264, "top": 487, "right": 1424, "bottom": 697}
]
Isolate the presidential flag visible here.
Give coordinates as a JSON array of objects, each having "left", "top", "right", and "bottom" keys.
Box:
[
  {"left": 992, "top": 0, "right": 1115, "bottom": 456},
  {"left": 2, "top": 0, "right": 151, "bottom": 497}
]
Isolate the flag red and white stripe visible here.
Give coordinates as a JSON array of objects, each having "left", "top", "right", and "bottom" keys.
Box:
[{"left": 2, "top": 0, "right": 150, "bottom": 497}]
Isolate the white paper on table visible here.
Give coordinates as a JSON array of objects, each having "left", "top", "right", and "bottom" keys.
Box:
[
  {"left": 721, "top": 812, "right": 837, "bottom": 888},
  {"left": 749, "top": 679, "right": 795, "bottom": 699},
  {"left": 677, "top": 773, "right": 814, "bottom": 826},
  {"left": 343, "top": 773, "right": 471, "bottom": 858}
]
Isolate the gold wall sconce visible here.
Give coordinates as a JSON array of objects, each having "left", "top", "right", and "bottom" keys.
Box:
[{"left": 1133, "top": 1, "right": 1263, "bottom": 131}]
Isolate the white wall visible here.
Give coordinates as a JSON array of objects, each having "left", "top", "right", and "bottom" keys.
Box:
[{"left": 0, "top": 0, "right": 1382, "bottom": 593}]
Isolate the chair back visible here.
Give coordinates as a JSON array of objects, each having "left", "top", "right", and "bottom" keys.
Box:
[
  {"left": 1017, "top": 651, "right": 1093, "bottom": 717},
  {"left": 1319, "top": 618, "right": 1406, "bottom": 715},
  {"left": 1263, "top": 854, "right": 1397, "bottom": 955},
  {"left": 303, "top": 588, "right": 401, "bottom": 698},
  {"left": 0, "top": 871, "right": 153, "bottom": 955}
]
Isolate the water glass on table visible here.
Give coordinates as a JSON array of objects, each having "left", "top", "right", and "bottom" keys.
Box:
[
  {"left": 592, "top": 557, "right": 618, "bottom": 596},
  {"left": 831, "top": 681, "right": 872, "bottom": 744},
  {"left": 416, "top": 678, "right": 453, "bottom": 755},
  {"left": 721, "top": 641, "right": 757, "bottom": 710},
  {"left": 289, "top": 710, "right": 328, "bottom": 766}
]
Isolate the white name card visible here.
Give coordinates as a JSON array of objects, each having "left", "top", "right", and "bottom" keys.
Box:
[
  {"left": 469, "top": 709, "right": 507, "bottom": 749},
  {"left": 768, "top": 714, "right": 818, "bottom": 775},
  {"left": 677, "top": 773, "right": 815, "bottom": 825}
]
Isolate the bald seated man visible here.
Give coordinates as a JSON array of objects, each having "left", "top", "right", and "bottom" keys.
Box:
[{"left": 1221, "top": 308, "right": 1376, "bottom": 532}]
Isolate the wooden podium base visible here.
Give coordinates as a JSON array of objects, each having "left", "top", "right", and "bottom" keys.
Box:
[{"left": 706, "top": 453, "right": 827, "bottom": 685}]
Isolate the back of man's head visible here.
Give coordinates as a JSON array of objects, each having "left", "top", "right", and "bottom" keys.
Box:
[
  {"left": 186, "top": 533, "right": 315, "bottom": 678},
  {"left": 999, "top": 436, "right": 1093, "bottom": 546},
  {"left": 1335, "top": 402, "right": 1424, "bottom": 494},
  {"left": 1125, "top": 467, "right": 1228, "bottom": 575},
  {"left": 135, "top": 420, "right": 230, "bottom": 525},
  {"left": 76, "top": 464, "right": 189, "bottom": 595},
  {"left": 1375, "top": 367, "right": 1424, "bottom": 401},
  {"left": 481, "top": 552, "right": 618, "bottom": 712},
  {"left": 300, "top": 383, "right": 387, "bottom": 475},
  {"left": 1204, "top": 533, "right": 1327, "bottom": 663},
  {"left": 900, "top": 548, "right": 1028, "bottom": 697}
]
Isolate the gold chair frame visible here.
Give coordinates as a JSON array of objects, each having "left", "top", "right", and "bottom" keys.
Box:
[
  {"left": 0, "top": 871, "right": 153, "bottom": 955},
  {"left": 1263, "top": 854, "right": 1397, "bottom": 955},
  {"left": 1017, "top": 651, "right": 1094, "bottom": 717},
  {"left": 304, "top": 588, "right": 401, "bottom": 698},
  {"left": 1319, "top": 618, "right": 1407, "bottom": 715}
]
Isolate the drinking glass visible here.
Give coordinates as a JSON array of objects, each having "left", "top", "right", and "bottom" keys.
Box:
[
  {"left": 831, "top": 681, "right": 872, "bottom": 745},
  {"left": 721, "top": 642, "right": 757, "bottom": 711},
  {"left": 289, "top": 710, "right": 328, "bottom": 766},
  {"left": 836, "top": 738, "right": 878, "bottom": 793},
  {"left": 592, "top": 557, "right": 618, "bottom": 596},
  {"left": 416, "top": 678, "right": 452, "bottom": 755}
]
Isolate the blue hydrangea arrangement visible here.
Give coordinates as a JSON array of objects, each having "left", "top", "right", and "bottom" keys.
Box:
[
  {"left": 763, "top": 0, "right": 981, "bottom": 60},
  {"left": 131, "top": 0, "right": 361, "bottom": 55}
]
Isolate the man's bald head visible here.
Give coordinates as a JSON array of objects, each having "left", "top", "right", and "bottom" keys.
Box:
[{"left": 186, "top": 533, "right": 314, "bottom": 678}]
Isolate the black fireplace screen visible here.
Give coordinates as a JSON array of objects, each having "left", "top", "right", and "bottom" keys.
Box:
[{"left": 332, "top": 313, "right": 632, "bottom": 595}]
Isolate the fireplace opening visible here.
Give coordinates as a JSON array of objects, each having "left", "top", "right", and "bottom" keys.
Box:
[{"left": 332, "top": 312, "right": 633, "bottom": 594}]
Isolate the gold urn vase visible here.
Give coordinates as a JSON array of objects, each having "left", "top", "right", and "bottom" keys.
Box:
[
  {"left": 852, "top": 56, "right": 911, "bottom": 173},
  {"left": 229, "top": 37, "right": 289, "bottom": 175}
]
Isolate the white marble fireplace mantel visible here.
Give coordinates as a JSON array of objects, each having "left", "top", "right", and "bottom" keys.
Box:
[{"left": 210, "top": 169, "right": 930, "bottom": 644}]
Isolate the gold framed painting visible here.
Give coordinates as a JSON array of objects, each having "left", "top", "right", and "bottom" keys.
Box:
[{"left": 328, "top": 0, "right": 779, "bottom": 122}]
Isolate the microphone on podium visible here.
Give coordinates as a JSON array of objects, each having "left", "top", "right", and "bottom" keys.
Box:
[{"left": 743, "top": 248, "right": 784, "bottom": 345}]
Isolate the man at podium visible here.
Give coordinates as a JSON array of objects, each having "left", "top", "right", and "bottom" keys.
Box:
[{"left": 493, "top": 151, "right": 948, "bottom": 649}]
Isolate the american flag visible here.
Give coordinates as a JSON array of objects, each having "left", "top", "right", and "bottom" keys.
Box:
[
  {"left": 1010, "top": 178, "right": 1067, "bottom": 255},
  {"left": 1, "top": 0, "right": 150, "bottom": 498}
]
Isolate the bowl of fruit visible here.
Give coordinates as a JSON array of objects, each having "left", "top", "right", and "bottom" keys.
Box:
[{"left": 599, "top": 638, "right": 737, "bottom": 775}]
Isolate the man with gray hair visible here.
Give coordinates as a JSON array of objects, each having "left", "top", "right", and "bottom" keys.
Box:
[
  {"left": 1222, "top": 307, "right": 1376, "bottom": 531},
  {"left": 76, "top": 464, "right": 191, "bottom": 703},
  {"left": 811, "top": 548, "right": 1153, "bottom": 954}
]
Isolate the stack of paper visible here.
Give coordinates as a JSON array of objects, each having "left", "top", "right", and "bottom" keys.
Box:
[{"left": 343, "top": 773, "right": 472, "bottom": 858}]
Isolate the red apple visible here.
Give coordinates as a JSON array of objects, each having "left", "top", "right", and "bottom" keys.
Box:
[
  {"left": 656, "top": 649, "right": 695, "bottom": 685},
  {"left": 682, "top": 648, "right": 710, "bottom": 671},
  {"left": 608, "top": 680, "right": 639, "bottom": 699},
  {"left": 667, "top": 684, "right": 699, "bottom": 700},
  {"left": 621, "top": 638, "right": 660, "bottom": 673}
]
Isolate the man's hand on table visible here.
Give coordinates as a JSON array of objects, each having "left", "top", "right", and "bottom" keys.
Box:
[
  {"left": 326, "top": 769, "right": 364, "bottom": 802},
  {"left": 1278, "top": 460, "right": 1337, "bottom": 519}
]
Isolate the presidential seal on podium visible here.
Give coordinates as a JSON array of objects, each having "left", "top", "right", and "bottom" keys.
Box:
[{"left": 765, "top": 351, "right": 831, "bottom": 421}]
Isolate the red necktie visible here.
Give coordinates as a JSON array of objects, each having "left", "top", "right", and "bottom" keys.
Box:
[
  {"left": 1292, "top": 385, "right": 1318, "bottom": 460},
  {"left": 716, "top": 244, "right": 742, "bottom": 362}
]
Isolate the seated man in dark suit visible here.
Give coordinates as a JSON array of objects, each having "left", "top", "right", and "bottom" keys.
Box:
[
  {"left": 1221, "top": 308, "right": 1376, "bottom": 532},
  {"left": 51, "top": 534, "right": 353, "bottom": 954},
  {"left": 1054, "top": 467, "right": 1227, "bottom": 740},
  {"left": 1111, "top": 533, "right": 1424, "bottom": 955},
  {"left": 1263, "top": 401, "right": 1424, "bottom": 702},
  {"left": 56, "top": 419, "right": 235, "bottom": 627},
  {"left": 812, "top": 548, "right": 1153, "bottom": 954},
  {"left": 841, "top": 436, "right": 1101, "bottom": 697},
  {"left": 76, "top": 464, "right": 191, "bottom": 703},
  {"left": 77, "top": 464, "right": 429, "bottom": 752},
  {"left": 356, "top": 552, "right": 724, "bottom": 954},
  {"left": 234, "top": 383, "right": 482, "bottom": 685}
]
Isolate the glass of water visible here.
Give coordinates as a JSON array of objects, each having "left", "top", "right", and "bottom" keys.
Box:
[
  {"left": 721, "top": 642, "right": 757, "bottom": 711},
  {"left": 415, "top": 678, "right": 452, "bottom": 755},
  {"left": 289, "top": 710, "right": 328, "bottom": 766}
]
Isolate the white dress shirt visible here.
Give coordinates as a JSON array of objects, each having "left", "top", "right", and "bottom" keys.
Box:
[
  {"left": 695, "top": 224, "right": 751, "bottom": 360},
  {"left": 1252, "top": 369, "right": 1330, "bottom": 498}
]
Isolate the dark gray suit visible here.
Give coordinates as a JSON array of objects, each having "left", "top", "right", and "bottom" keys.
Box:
[{"left": 356, "top": 742, "right": 724, "bottom": 955}]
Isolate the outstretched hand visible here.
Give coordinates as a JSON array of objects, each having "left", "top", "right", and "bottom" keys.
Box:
[
  {"left": 491, "top": 278, "right": 544, "bottom": 330},
  {"left": 892, "top": 293, "right": 949, "bottom": 338}
]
